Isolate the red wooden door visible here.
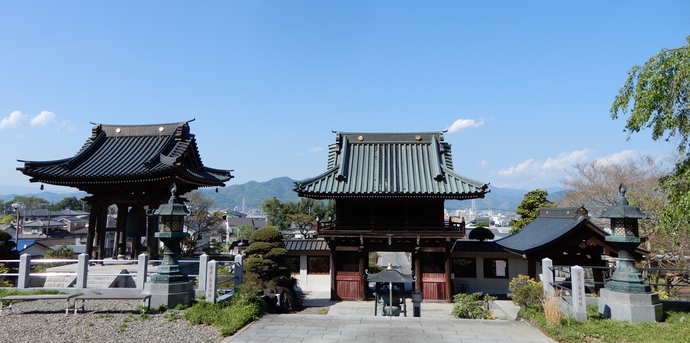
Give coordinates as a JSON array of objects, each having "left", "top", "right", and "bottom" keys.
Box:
[
  {"left": 336, "top": 271, "right": 361, "bottom": 299},
  {"left": 422, "top": 272, "right": 446, "bottom": 300}
]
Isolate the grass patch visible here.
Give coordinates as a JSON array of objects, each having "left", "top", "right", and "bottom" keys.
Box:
[
  {"left": 318, "top": 308, "right": 329, "bottom": 315},
  {"left": 183, "top": 292, "right": 264, "bottom": 337},
  {"left": 0, "top": 289, "right": 64, "bottom": 306},
  {"left": 521, "top": 305, "right": 690, "bottom": 343},
  {"left": 163, "top": 309, "right": 182, "bottom": 321},
  {"left": 0, "top": 289, "right": 62, "bottom": 297}
]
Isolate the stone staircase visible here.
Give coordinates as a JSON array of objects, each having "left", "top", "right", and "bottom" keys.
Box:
[
  {"left": 42, "top": 269, "right": 136, "bottom": 289},
  {"left": 87, "top": 269, "right": 136, "bottom": 288},
  {"left": 43, "top": 275, "right": 77, "bottom": 288}
]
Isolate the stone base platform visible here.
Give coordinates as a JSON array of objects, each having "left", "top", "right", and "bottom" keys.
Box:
[{"left": 598, "top": 288, "right": 663, "bottom": 322}]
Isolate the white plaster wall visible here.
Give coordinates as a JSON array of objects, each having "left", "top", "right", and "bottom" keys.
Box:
[
  {"left": 452, "top": 254, "right": 528, "bottom": 295},
  {"left": 291, "top": 254, "right": 331, "bottom": 293}
]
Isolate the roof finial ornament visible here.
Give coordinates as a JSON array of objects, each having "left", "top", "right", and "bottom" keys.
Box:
[
  {"left": 168, "top": 182, "right": 180, "bottom": 204},
  {"left": 616, "top": 183, "right": 629, "bottom": 206}
]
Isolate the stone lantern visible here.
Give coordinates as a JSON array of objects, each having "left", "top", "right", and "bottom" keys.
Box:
[
  {"left": 598, "top": 183, "right": 662, "bottom": 322},
  {"left": 145, "top": 183, "right": 194, "bottom": 308},
  {"left": 600, "top": 183, "right": 648, "bottom": 293}
]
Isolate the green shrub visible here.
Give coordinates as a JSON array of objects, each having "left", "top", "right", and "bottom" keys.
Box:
[
  {"left": 0, "top": 263, "right": 14, "bottom": 287},
  {"left": 508, "top": 274, "right": 543, "bottom": 309},
  {"left": 244, "top": 226, "right": 291, "bottom": 288},
  {"left": 183, "top": 290, "right": 264, "bottom": 336},
  {"left": 452, "top": 292, "right": 495, "bottom": 319}
]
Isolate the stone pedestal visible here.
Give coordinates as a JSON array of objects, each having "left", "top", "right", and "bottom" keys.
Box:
[
  {"left": 598, "top": 288, "right": 663, "bottom": 322},
  {"left": 145, "top": 281, "right": 195, "bottom": 309}
]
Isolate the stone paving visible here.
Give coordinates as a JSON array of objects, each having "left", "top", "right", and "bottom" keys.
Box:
[{"left": 221, "top": 294, "right": 556, "bottom": 343}]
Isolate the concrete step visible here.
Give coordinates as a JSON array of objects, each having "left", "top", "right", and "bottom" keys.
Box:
[
  {"left": 87, "top": 275, "right": 116, "bottom": 288},
  {"left": 491, "top": 300, "right": 520, "bottom": 321},
  {"left": 43, "top": 275, "right": 76, "bottom": 288}
]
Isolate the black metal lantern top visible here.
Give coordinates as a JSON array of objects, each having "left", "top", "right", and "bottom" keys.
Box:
[
  {"left": 150, "top": 183, "right": 191, "bottom": 232},
  {"left": 601, "top": 184, "right": 646, "bottom": 242}
]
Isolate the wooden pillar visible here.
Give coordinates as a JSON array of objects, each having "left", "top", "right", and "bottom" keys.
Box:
[
  {"left": 97, "top": 204, "right": 108, "bottom": 260},
  {"left": 444, "top": 242, "right": 452, "bottom": 302},
  {"left": 85, "top": 204, "right": 99, "bottom": 258},
  {"left": 114, "top": 205, "right": 128, "bottom": 259},
  {"left": 147, "top": 214, "right": 160, "bottom": 260},
  {"left": 359, "top": 249, "right": 367, "bottom": 300},
  {"left": 593, "top": 262, "right": 605, "bottom": 294},
  {"left": 413, "top": 252, "right": 422, "bottom": 292},
  {"left": 328, "top": 241, "right": 338, "bottom": 301}
]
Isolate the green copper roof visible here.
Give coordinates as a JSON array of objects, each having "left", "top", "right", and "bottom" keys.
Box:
[{"left": 295, "top": 131, "right": 489, "bottom": 199}]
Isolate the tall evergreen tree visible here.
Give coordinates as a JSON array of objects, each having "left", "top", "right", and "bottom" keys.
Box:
[{"left": 510, "top": 189, "right": 556, "bottom": 233}]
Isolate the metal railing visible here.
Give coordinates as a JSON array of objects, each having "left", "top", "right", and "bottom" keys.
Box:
[
  {"left": 0, "top": 253, "right": 233, "bottom": 295},
  {"left": 547, "top": 264, "right": 690, "bottom": 300}
]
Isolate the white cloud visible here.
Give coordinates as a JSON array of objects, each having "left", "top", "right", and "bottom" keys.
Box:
[
  {"left": 58, "top": 120, "right": 75, "bottom": 132},
  {"left": 479, "top": 160, "right": 489, "bottom": 168},
  {"left": 447, "top": 118, "right": 484, "bottom": 133},
  {"left": 30, "top": 111, "right": 57, "bottom": 126},
  {"left": 499, "top": 149, "right": 593, "bottom": 177},
  {"left": 498, "top": 159, "right": 535, "bottom": 177},
  {"left": 1, "top": 110, "right": 64, "bottom": 130},
  {"left": 310, "top": 146, "right": 324, "bottom": 153},
  {"left": 592, "top": 150, "right": 640, "bottom": 167},
  {"left": 542, "top": 149, "right": 593, "bottom": 170},
  {"left": 0, "top": 111, "right": 28, "bottom": 129},
  {"left": 495, "top": 149, "right": 594, "bottom": 188}
]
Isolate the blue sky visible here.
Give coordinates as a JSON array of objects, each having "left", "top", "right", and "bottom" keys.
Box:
[{"left": 1, "top": 2, "right": 688, "bottom": 192}]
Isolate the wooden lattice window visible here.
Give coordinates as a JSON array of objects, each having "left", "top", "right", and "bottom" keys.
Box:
[
  {"left": 483, "top": 258, "right": 508, "bottom": 279},
  {"left": 307, "top": 256, "right": 330, "bottom": 275}
]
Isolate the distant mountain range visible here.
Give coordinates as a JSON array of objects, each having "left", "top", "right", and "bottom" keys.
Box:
[
  {"left": 198, "top": 177, "right": 565, "bottom": 212},
  {"left": 0, "top": 178, "right": 564, "bottom": 212}
]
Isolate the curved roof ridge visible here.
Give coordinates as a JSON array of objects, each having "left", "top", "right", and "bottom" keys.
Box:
[{"left": 88, "top": 120, "right": 194, "bottom": 136}]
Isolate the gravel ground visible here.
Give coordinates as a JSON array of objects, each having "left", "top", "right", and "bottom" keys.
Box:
[{"left": 0, "top": 299, "right": 222, "bottom": 343}]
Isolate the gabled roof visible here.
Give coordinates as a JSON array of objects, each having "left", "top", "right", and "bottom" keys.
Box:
[
  {"left": 226, "top": 217, "right": 267, "bottom": 228},
  {"left": 284, "top": 239, "right": 330, "bottom": 251},
  {"left": 23, "top": 219, "right": 67, "bottom": 227},
  {"left": 56, "top": 209, "right": 90, "bottom": 217},
  {"left": 17, "top": 120, "right": 233, "bottom": 195},
  {"left": 496, "top": 207, "right": 608, "bottom": 254},
  {"left": 16, "top": 240, "right": 49, "bottom": 252},
  {"left": 295, "top": 131, "right": 489, "bottom": 199}
]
